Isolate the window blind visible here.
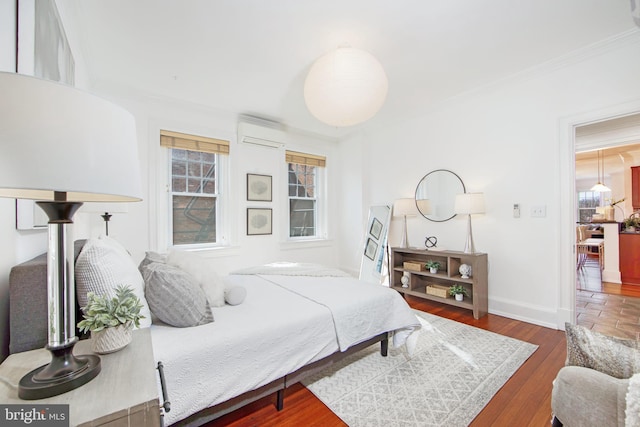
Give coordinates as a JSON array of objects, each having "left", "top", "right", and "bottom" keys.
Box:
[
  {"left": 285, "top": 150, "right": 326, "bottom": 167},
  {"left": 160, "top": 130, "right": 229, "bottom": 155}
]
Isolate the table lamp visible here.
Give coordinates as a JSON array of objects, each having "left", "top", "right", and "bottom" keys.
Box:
[
  {"left": 79, "top": 202, "right": 130, "bottom": 236},
  {"left": 0, "top": 72, "right": 142, "bottom": 399},
  {"left": 454, "top": 193, "right": 485, "bottom": 253},
  {"left": 393, "top": 198, "right": 418, "bottom": 248},
  {"left": 416, "top": 199, "right": 432, "bottom": 216}
]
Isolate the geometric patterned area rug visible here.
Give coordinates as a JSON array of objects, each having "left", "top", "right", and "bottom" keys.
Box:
[{"left": 302, "top": 309, "right": 538, "bottom": 427}]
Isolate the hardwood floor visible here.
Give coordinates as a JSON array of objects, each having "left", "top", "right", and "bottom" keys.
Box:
[{"left": 205, "top": 296, "right": 567, "bottom": 427}]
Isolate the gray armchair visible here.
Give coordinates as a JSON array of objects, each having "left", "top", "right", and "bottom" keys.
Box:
[
  {"left": 551, "top": 323, "right": 640, "bottom": 427},
  {"left": 552, "top": 366, "right": 629, "bottom": 426}
]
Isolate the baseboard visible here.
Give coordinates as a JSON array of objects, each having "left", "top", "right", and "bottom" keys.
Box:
[
  {"left": 489, "top": 297, "right": 559, "bottom": 329},
  {"left": 602, "top": 269, "right": 621, "bottom": 284},
  {"left": 555, "top": 308, "right": 572, "bottom": 330}
]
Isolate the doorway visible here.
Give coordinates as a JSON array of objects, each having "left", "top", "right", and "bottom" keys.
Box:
[
  {"left": 572, "top": 114, "right": 640, "bottom": 338},
  {"left": 558, "top": 102, "right": 640, "bottom": 331},
  {"left": 574, "top": 115, "right": 640, "bottom": 293}
]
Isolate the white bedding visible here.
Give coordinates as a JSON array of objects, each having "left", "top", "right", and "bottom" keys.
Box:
[
  {"left": 151, "top": 271, "right": 420, "bottom": 425},
  {"left": 256, "top": 274, "right": 419, "bottom": 351}
]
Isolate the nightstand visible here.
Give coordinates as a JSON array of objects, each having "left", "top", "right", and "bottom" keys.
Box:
[{"left": 0, "top": 328, "right": 160, "bottom": 426}]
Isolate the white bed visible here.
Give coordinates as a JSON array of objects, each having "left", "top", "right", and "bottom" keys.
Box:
[{"left": 150, "top": 267, "right": 420, "bottom": 426}]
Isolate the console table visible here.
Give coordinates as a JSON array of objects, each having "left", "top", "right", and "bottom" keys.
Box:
[
  {"left": 391, "top": 247, "right": 488, "bottom": 319},
  {"left": 0, "top": 328, "right": 160, "bottom": 427}
]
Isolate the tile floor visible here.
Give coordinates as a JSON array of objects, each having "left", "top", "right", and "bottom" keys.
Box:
[
  {"left": 576, "top": 258, "right": 640, "bottom": 340},
  {"left": 576, "top": 291, "right": 640, "bottom": 339}
]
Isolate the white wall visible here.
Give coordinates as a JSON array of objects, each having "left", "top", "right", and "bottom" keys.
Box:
[
  {"left": 346, "top": 32, "right": 640, "bottom": 328},
  {"left": 68, "top": 92, "right": 343, "bottom": 275},
  {"left": 0, "top": 0, "right": 53, "bottom": 362}
]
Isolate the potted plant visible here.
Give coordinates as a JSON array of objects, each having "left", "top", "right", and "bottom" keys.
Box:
[
  {"left": 78, "top": 284, "right": 145, "bottom": 354},
  {"left": 624, "top": 215, "right": 640, "bottom": 232},
  {"left": 449, "top": 284, "right": 469, "bottom": 302},
  {"left": 425, "top": 260, "right": 441, "bottom": 274}
]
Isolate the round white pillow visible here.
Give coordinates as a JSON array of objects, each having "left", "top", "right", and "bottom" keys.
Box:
[{"left": 224, "top": 286, "right": 246, "bottom": 306}]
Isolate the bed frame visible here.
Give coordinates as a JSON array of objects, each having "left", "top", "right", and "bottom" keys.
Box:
[
  {"left": 8, "top": 244, "right": 390, "bottom": 426},
  {"left": 174, "top": 332, "right": 389, "bottom": 426}
]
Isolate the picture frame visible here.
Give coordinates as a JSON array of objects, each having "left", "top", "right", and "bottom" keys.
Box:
[
  {"left": 364, "top": 238, "right": 378, "bottom": 261},
  {"left": 247, "top": 174, "right": 272, "bottom": 202},
  {"left": 369, "top": 217, "right": 383, "bottom": 240},
  {"left": 247, "top": 208, "right": 273, "bottom": 235},
  {"left": 16, "top": 199, "right": 49, "bottom": 230},
  {"left": 18, "top": 0, "right": 75, "bottom": 84}
]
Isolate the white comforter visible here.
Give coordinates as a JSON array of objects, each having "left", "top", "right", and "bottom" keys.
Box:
[
  {"left": 151, "top": 270, "right": 420, "bottom": 425},
  {"left": 255, "top": 274, "right": 419, "bottom": 351}
]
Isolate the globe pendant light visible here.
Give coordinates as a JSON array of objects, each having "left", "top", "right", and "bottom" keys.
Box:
[
  {"left": 590, "top": 150, "right": 611, "bottom": 192},
  {"left": 304, "top": 46, "right": 388, "bottom": 127}
]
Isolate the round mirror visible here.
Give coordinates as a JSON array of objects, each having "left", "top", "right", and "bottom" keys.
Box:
[{"left": 415, "top": 169, "right": 465, "bottom": 222}]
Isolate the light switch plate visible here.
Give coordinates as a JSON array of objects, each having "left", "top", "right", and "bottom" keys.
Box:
[{"left": 531, "top": 205, "right": 546, "bottom": 218}]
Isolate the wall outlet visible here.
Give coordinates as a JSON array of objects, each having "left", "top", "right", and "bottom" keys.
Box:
[
  {"left": 531, "top": 205, "right": 546, "bottom": 218},
  {"left": 513, "top": 204, "right": 520, "bottom": 218}
]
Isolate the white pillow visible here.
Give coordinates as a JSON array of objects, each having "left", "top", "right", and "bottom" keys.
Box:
[
  {"left": 166, "top": 250, "right": 226, "bottom": 307},
  {"left": 75, "top": 236, "right": 152, "bottom": 328}
]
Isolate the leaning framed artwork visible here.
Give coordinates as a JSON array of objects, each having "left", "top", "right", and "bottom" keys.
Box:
[
  {"left": 18, "top": 0, "right": 75, "bottom": 84},
  {"left": 364, "top": 238, "right": 378, "bottom": 261},
  {"left": 247, "top": 208, "right": 272, "bottom": 235},
  {"left": 247, "top": 174, "right": 272, "bottom": 202},
  {"left": 369, "top": 217, "right": 383, "bottom": 240}
]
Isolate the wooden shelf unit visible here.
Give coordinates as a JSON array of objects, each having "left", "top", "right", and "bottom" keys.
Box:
[{"left": 391, "top": 247, "right": 488, "bottom": 319}]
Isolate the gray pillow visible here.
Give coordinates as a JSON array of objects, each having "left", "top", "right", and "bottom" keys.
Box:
[
  {"left": 138, "top": 251, "right": 167, "bottom": 272},
  {"left": 565, "top": 322, "right": 640, "bottom": 379},
  {"left": 141, "top": 262, "right": 213, "bottom": 327}
]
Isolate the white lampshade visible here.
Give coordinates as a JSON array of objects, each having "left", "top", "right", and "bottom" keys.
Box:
[
  {"left": 416, "top": 199, "right": 432, "bottom": 215},
  {"left": 590, "top": 182, "right": 611, "bottom": 192},
  {"left": 0, "top": 71, "right": 142, "bottom": 400},
  {"left": 80, "top": 202, "right": 130, "bottom": 214},
  {"left": 454, "top": 193, "right": 485, "bottom": 215},
  {"left": 0, "top": 72, "right": 142, "bottom": 202},
  {"left": 304, "top": 46, "right": 388, "bottom": 127},
  {"left": 393, "top": 198, "right": 418, "bottom": 217}
]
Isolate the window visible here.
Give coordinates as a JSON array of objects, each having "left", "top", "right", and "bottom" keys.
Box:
[
  {"left": 286, "top": 150, "right": 326, "bottom": 238},
  {"left": 577, "top": 190, "right": 602, "bottom": 223},
  {"left": 161, "top": 130, "right": 229, "bottom": 246}
]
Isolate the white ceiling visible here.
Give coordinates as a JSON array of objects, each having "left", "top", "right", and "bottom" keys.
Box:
[{"left": 60, "top": 0, "right": 637, "bottom": 137}]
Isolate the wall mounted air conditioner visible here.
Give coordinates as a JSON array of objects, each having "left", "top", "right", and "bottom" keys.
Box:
[{"left": 237, "top": 122, "right": 287, "bottom": 148}]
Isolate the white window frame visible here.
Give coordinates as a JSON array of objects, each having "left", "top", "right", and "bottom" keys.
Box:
[
  {"left": 168, "top": 148, "right": 227, "bottom": 248},
  {"left": 577, "top": 190, "right": 604, "bottom": 223},
  {"left": 151, "top": 123, "right": 232, "bottom": 253},
  {"left": 286, "top": 160, "right": 326, "bottom": 241}
]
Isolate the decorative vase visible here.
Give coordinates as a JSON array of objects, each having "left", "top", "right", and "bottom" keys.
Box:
[
  {"left": 604, "top": 206, "right": 614, "bottom": 221},
  {"left": 91, "top": 324, "right": 133, "bottom": 354},
  {"left": 429, "top": 267, "right": 438, "bottom": 274},
  {"left": 400, "top": 274, "right": 410, "bottom": 288},
  {"left": 455, "top": 294, "right": 464, "bottom": 302},
  {"left": 459, "top": 264, "right": 472, "bottom": 279}
]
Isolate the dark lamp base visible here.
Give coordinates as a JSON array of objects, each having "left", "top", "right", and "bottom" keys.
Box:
[{"left": 18, "top": 343, "right": 101, "bottom": 400}]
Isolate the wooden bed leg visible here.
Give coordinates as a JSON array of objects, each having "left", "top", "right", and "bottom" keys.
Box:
[
  {"left": 276, "top": 389, "right": 284, "bottom": 411},
  {"left": 381, "top": 336, "right": 388, "bottom": 357}
]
